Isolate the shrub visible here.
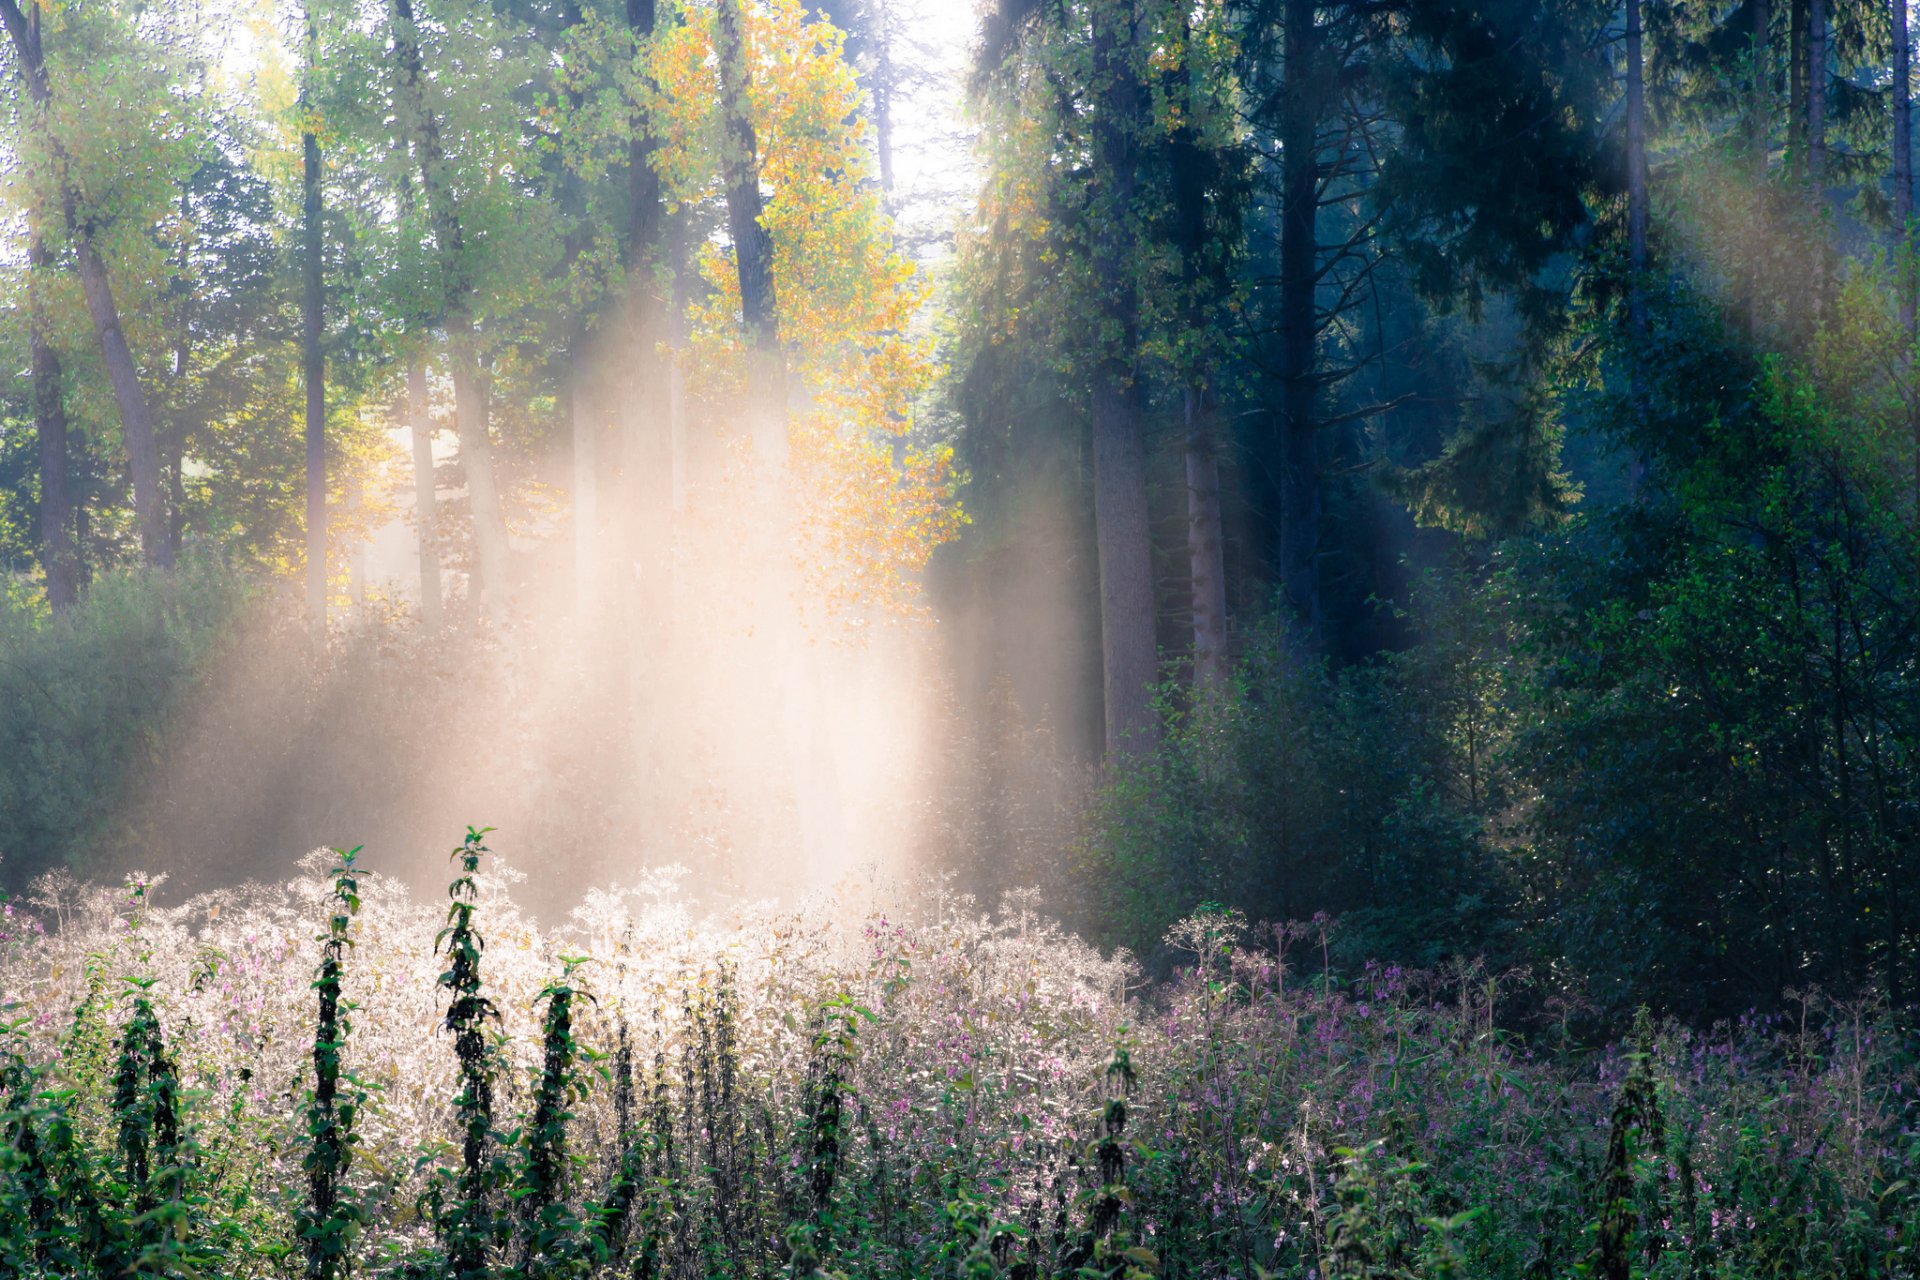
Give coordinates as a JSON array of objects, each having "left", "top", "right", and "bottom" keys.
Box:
[{"left": 0, "top": 559, "right": 247, "bottom": 891}]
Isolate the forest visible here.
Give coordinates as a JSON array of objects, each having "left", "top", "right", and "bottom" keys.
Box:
[{"left": 1, "top": 0, "right": 1919, "bottom": 1275}]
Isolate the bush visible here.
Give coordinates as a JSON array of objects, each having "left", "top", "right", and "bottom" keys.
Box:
[
  {"left": 1079, "top": 574, "right": 1521, "bottom": 975},
  {"left": 0, "top": 559, "right": 248, "bottom": 891}
]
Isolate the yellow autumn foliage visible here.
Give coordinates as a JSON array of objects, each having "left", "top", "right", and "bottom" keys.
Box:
[{"left": 647, "top": 0, "right": 965, "bottom": 617}]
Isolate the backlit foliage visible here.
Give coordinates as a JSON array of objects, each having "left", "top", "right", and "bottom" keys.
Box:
[{"left": 649, "top": 0, "right": 965, "bottom": 615}]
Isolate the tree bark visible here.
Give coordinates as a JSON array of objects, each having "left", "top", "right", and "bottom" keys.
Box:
[
  {"left": 713, "top": 0, "right": 786, "bottom": 465},
  {"left": 1747, "top": 0, "right": 1771, "bottom": 340},
  {"left": 623, "top": 0, "right": 672, "bottom": 606},
  {"left": 1171, "top": 14, "right": 1228, "bottom": 690},
  {"left": 572, "top": 375, "right": 598, "bottom": 614},
  {"left": 303, "top": 6, "right": 327, "bottom": 634},
  {"left": 0, "top": 0, "right": 170, "bottom": 568},
  {"left": 1089, "top": 0, "right": 1157, "bottom": 754},
  {"left": 1753, "top": 0, "right": 1770, "bottom": 178},
  {"left": 1626, "top": 0, "right": 1651, "bottom": 488},
  {"left": 409, "top": 360, "right": 443, "bottom": 629},
  {"left": 29, "top": 218, "right": 76, "bottom": 612},
  {"left": 873, "top": 0, "right": 895, "bottom": 207},
  {"left": 1894, "top": 0, "right": 1913, "bottom": 332},
  {"left": 1627, "top": 0, "right": 1648, "bottom": 317},
  {"left": 1277, "top": 0, "right": 1322, "bottom": 644},
  {"left": 1790, "top": 0, "right": 1808, "bottom": 169},
  {"left": 390, "top": 0, "right": 510, "bottom": 625},
  {"left": 1809, "top": 0, "right": 1827, "bottom": 190},
  {"left": 1185, "top": 389, "right": 1228, "bottom": 689}
]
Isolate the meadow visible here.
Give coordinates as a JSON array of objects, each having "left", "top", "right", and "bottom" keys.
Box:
[{"left": 0, "top": 834, "right": 1914, "bottom": 1280}]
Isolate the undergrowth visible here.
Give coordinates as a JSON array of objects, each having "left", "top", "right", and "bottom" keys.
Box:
[{"left": 0, "top": 845, "right": 1914, "bottom": 1278}]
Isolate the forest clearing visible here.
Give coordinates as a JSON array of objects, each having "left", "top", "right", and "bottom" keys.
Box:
[{"left": 1, "top": 0, "right": 1920, "bottom": 1274}]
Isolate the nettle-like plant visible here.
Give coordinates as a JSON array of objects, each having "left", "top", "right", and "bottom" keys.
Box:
[
  {"left": 299, "top": 846, "right": 367, "bottom": 1280},
  {"left": 515, "top": 953, "right": 594, "bottom": 1279},
  {"left": 432, "top": 827, "right": 509, "bottom": 1280}
]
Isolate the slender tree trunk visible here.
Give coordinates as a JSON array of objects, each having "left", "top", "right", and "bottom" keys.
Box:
[
  {"left": 670, "top": 333, "right": 688, "bottom": 512},
  {"left": 713, "top": 0, "right": 786, "bottom": 465},
  {"left": 1089, "top": 0, "right": 1157, "bottom": 754},
  {"left": 348, "top": 471, "right": 367, "bottom": 622},
  {"left": 168, "top": 182, "right": 191, "bottom": 561},
  {"left": 390, "top": 0, "right": 510, "bottom": 625},
  {"left": 1627, "top": 0, "right": 1649, "bottom": 324},
  {"left": 303, "top": 10, "right": 327, "bottom": 634},
  {"left": 1185, "top": 389, "right": 1228, "bottom": 689},
  {"left": 1809, "top": 0, "right": 1827, "bottom": 190},
  {"left": 1790, "top": 0, "right": 1808, "bottom": 169},
  {"left": 572, "top": 375, "right": 597, "bottom": 614},
  {"left": 1748, "top": 0, "right": 1771, "bottom": 338},
  {"left": 29, "top": 220, "right": 76, "bottom": 612},
  {"left": 0, "top": 0, "right": 170, "bottom": 569},
  {"left": 409, "top": 361, "right": 443, "bottom": 629},
  {"left": 1171, "top": 15, "right": 1228, "bottom": 690},
  {"left": 1626, "top": 0, "right": 1652, "bottom": 490},
  {"left": 1892, "top": 0, "right": 1920, "bottom": 517},
  {"left": 669, "top": 218, "right": 691, "bottom": 513},
  {"left": 624, "top": 0, "right": 672, "bottom": 608},
  {"left": 873, "top": 0, "right": 896, "bottom": 208},
  {"left": 1753, "top": 0, "right": 1770, "bottom": 177},
  {"left": 1277, "top": 0, "right": 1322, "bottom": 644},
  {"left": 74, "top": 236, "right": 168, "bottom": 567},
  {"left": 1895, "top": 0, "right": 1914, "bottom": 332}
]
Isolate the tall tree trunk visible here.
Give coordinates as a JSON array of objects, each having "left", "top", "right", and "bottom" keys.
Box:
[
  {"left": 873, "top": 0, "right": 896, "bottom": 208},
  {"left": 1185, "top": 389, "right": 1228, "bottom": 689},
  {"left": 168, "top": 182, "right": 191, "bottom": 561},
  {"left": 390, "top": 0, "right": 510, "bottom": 625},
  {"left": 1790, "top": 0, "right": 1808, "bottom": 169},
  {"left": 624, "top": 0, "right": 672, "bottom": 607},
  {"left": 1626, "top": 0, "right": 1651, "bottom": 487},
  {"left": 303, "top": 8, "right": 328, "bottom": 634},
  {"left": 29, "top": 219, "right": 76, "bottom": 612},
  {"left": 1627, "top": 0, "right": 1649, "bottom": 325},
  {"left": 1277, "top": 0, "right": 1322, "bottom": 644},
  {"left": 0, "top": 0, "right": 170, "bottom": 568},
  {"left": 1171, "top": 15, "right": 1227, "bottom": 690},
  {"left": 713, "top": 0, "right": 786, "bottom": 465},
  {"left": 572, "top": 375, "right": 598, "bottom": 614},
  {"left": 1753, "top": 0, "right": 1770, "bottom": 177},
  {"left": 1895, "top": 0, "right": 1913, "bottom": 332},
  {"left": 409, "top": 360, "right": 443, "bottom": 629},
  {"left": 1899, "top": 0, "right": 1920, "bottom": 516},
  {"left": 1809, "top": 0, "right": 1827, "bottom": 190},
  {"left": 669, "top": 218, "right": 691, "bottom": 513},
  {"left": 1748, "top": 0, "right": 1771, "bottom": 338},
  {"left": 1089, "top": 0, "right": 1157, "bottom": 754}
]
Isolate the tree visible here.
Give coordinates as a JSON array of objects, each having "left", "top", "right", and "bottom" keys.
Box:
[
  {"left": 967, "top": 0, "right": 1167, "bottom": 752},
  {"left": 712, "top": 0, "right": 786, "bottom": 465},
  {"left": 1895, "top": 0, "right": 1913, "bottom": 333},
  {"left": 1085, "top": 0, "right": 1158, "bottom": 754},
  {"left": 1158, "top": 4, "right": 1243, "bottom": 691},
  {"left": 408, "top": 359, "right": 443, "bottom": 627},
  {"left": 0, "top": 0, "right": 171, "bottom": 568},
  {"left": 303, "top": 0, "right": 327, "bottom": 631},
  {"left": 650, "top": 0, "right": 961, "bottom": 611},
  {"left": 29, "top": 212, "right": 75, "bottom": 610},
  {"left": 386, "top": 0, "right": 514, "bottom": 625}
]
